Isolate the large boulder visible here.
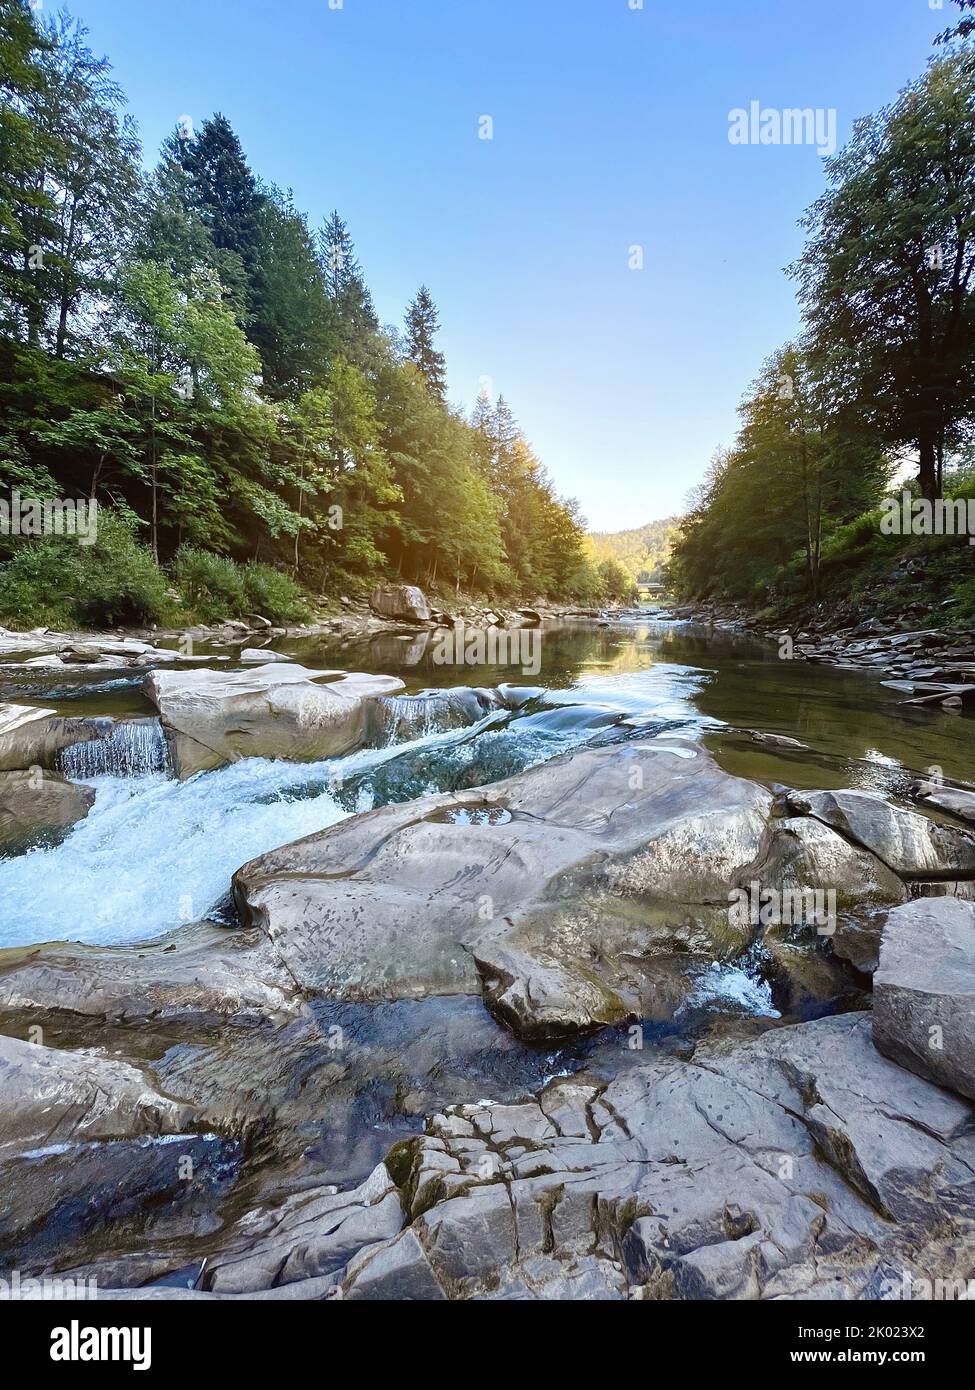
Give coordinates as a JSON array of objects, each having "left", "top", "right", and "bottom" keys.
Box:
[
  {"left": 143, "top": 664, "right": 405, "bottom": 777},
  {"left": 369, "top": 583, "right": 430, "bottom": 624},
  {"left": 873, "top": 897, "right": 975, "bottom": 1100},
  {"left": 0, "top": 703, "right": 109, "bottom": 772},
  {"left": 234, "top": 739, "right": 950, "bottom": 1040},
  {"left": 799, "top": 789, "right": 975, "bottom": 879},
  {"left": 234, "top": 739, "right": 776, "bottom": 1037},
  {"left": 0, "top": 769, "right": 95, "bottom": 848}
]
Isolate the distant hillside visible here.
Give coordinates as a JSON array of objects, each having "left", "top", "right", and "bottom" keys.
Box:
[{"left": 589, "top": 517, "right": 680, "bottom": 585}]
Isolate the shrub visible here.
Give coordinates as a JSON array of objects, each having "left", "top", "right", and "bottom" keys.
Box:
[
  {"left": 242, "top": 563, "right": 307, "bottom": 623},
  {"left": 0, "top": 511, "right": 170, "bottom": 628},
  {"left": 172, "top": 549, "right": 308, "bottom": 624},
  {"left": 172, "top": 548, "right": 247, "bottom": 623}
]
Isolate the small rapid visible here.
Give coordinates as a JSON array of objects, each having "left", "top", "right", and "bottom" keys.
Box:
[{"left": 0, "top": 667, "right": 706, "bottom": 949}]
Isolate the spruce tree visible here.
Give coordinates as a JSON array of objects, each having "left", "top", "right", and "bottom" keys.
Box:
[
  {"left": 319, "top": 210, "right": 378, "bottom": 363},
  {"left": 178, "top": 113, "right": 263, "bottom": 298},
  {"left": 404, "top": 284, "right": 447, "bottom": 400}
]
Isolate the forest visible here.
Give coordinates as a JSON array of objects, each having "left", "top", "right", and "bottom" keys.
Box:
[
  {"left": 668, "top": 23, "right": 975, "bottom": 622},
  {"left": 0, "top": 1, "right": 612, "bottom": 630}
]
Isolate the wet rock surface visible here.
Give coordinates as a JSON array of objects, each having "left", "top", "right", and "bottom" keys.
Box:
[
  {"left": 0, "top": 768, "right": 95, "bottom": 847},
  {"left": 144, "top": 664, "right": 405, "bottom": 777},
  {"left": 332, "top": 1013, "right": 975, "bottom": 1301},
  {"left": 2, "top": 644, "right": 975, "bottom": 1300},
  {"left": 873, "top": 897, "right": 975, "bottom": 1101}
]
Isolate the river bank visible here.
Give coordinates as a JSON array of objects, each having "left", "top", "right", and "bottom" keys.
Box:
[{"left": 671, "top": 600, "right": 975, "bottom": 713}]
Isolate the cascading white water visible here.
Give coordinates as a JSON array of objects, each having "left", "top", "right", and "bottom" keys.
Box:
[
  {"left": 0, "top": 665, "right": 707, "bottom": 951},
  {"left": 0, "top": 714, "right": 540, "bottom": 948},
  {"left": 372, "top": 690, "right": 491, "bottom": 745},
  {"left": 59, "top": 718, "right": 171, "bottom": 779}
]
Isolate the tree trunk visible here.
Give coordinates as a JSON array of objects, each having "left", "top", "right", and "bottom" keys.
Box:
[{"left": 918, "top": 428, "right": 939, "bottom": 503}]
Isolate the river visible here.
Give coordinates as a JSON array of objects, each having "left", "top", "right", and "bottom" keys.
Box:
[{"left": 0, "top": 611, "right": 968, "bottom": 956}]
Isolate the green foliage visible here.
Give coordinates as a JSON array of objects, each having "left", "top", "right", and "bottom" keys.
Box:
[
  {"left": 590, "top": 518, "right": 678, "bottom": 586},
  {"left": 171, "top": 547, "right": 246, "bottom": 622},
  {"left": 0, "top": 509, "right": 170, "bottom": 627},
  {"left": 241, "top": 562, "right": 307, "bottom": 623},
  {"left": 172, "top": 547, "right": 307, "bottom": 623},
  {"left": 0, "top": 14, "right": 597, "bottom": 629}
]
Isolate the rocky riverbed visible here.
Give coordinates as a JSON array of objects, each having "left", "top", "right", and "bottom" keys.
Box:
[
  {"left": 0, "top": 609, "right": 972, "bottom": 1300},
  {"left": 671, "top": 601, "right": 975, "bottom": 713}
]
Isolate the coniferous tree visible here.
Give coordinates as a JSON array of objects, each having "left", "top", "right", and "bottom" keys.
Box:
[
  {"left": 404, "top": 284, "right": 447, "bottom": 399},
  {"left": 178, "top": 113, "right": 263, "bottom": 307},
  {"left": 320, "top": 210, "right": 378, "bottom": 365},
  {"left": 250, "top": 190, "right": 333, "bottom": 398}
]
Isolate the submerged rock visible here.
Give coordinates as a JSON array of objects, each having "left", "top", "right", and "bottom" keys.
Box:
[
  {"left": 144, "top": 664, "right": 405, "bottom": 777},
  {"left": 0, "top": 769, "right": 95, "bottom": 847}
]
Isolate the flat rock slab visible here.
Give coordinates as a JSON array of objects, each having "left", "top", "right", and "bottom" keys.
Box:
[
  {"left": 0, "top": 1034, "right": 194, "bottom": 1155},
  {"left": 144, "top": 664, "right": 405, "bottom": 777},
  {"left": 234, "top": 738, "right": 776, "bottom": 1036},
  {"left": 915, "top": 784, "right": 975, "bottom": 828},
  {"left": 873, "top": 897, "right": 975, "bottom": 1101},
  {"left": 0, "top": 924, "right": 301, "bottom": 1025},
  {"left": 337, "top": 1014, "right": 975, "bottom": 1301}
]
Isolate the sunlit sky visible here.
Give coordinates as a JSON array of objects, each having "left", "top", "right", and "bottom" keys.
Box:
[{"left": 59, "top": 0, "right": 946, "bottom": 531}]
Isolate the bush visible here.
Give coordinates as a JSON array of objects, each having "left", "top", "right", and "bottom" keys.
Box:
[
  {"left": 172, "top": 548, "right": 247, "bottom": 623},
  {"left": 0, "top": 511, "right": 170, "bottom": 628},
  {"left": 173, "top": 548, "right": 308, "bottom": 624},
  {"left": 242, "top": 563, "right": 307, "bottom": 623}
]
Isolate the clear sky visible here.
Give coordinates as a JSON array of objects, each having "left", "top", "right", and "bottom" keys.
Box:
[{"left": 54, "top": 0, "right": 946, "bottom": 531}]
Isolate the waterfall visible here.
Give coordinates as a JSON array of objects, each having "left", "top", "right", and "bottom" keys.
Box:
[
  {"left": 60, "top": 718, "right": 171, "bottom": 779},
  {"left": 371, "top": 689, "right": 497, "bottom": 745}
]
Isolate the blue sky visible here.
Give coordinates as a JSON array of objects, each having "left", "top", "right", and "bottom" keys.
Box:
[{"left": 56, "top": 0, "right": 946, "bottom": 530}]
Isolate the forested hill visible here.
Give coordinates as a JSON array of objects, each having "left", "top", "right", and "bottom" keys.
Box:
[
  {"left": 589, "top": 517, "right": 679, "bottom": 586},
  {"left": 0, "top": 2, "right": 612, "bottom": 631}
]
